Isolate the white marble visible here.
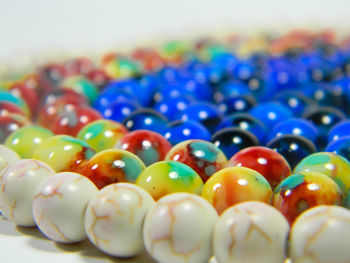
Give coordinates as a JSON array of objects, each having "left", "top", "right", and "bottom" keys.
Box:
[
  {"left": 143, "top": 193, "right": 218, "bottom": 263},
  {"left": 32, "top": 172, "right": 98, "bottom": 243},
  {"left": 213, "top": 201, "right": 289, "bottom": 263},
  {"left": 85, "top": 183, "right": 155, "bottom": 257},
  {"left": 290, "top": 205, "right": 350, "bottom": 263},
  {"left": 0, "top": 159, "right": 54, "bottom": 226},
  {"left": 0, "top": 145, "right": 20, "bottom": 174}
]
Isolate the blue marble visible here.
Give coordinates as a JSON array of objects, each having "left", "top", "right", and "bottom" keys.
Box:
[
  {"left": 325, "top": 135, "right": 350, "bottom": 161},
  {"left": 328, "top": 120, "right": 350, "bottom": 143},
  {"left": 273, "top": 90, "right": 314, "bottom": 116},
  {"left": 154, "top": 96, "right": 194, "bottom": 121},
  {"left": 164, "top": 120, "right": 211, "bottom": 145},
  {"left": 100, "top": 99, "right": 139, "bottom": 123},
  {"left": 217, "top": 94, "right": 256, "bottom": 115}
]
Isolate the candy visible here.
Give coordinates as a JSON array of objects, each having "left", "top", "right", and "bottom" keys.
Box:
[
  {"left": 165, "top": 139, "right": 227, "bottom": 182},
  {"left": 213, "top": 201, "right": 289, "bottom": 263},
  {"left": 0, "top": 159, "right": 55, "bottom": 226},
  {"left": 290, "top": 205, "right": 350, "bottom": 263},
  {"left": 228, "top": 146, "right": 291, "bottom": 188},
  {"left": 143, "top": 193, "right": 218, "bottom": 263},
  {"left": 4, "top": 125, "right": 54, "bottom": 158},
  {"left": 32, "top": 172, "right": 98, "bottom": 243},
  {"left": 116, "top": 130, "right": 172, "bottom": 166},
  {"left": 76, "top": 119, "right": 127, "bottom": 152},
  {"left": 136, "top": 161, "right": 203, "bottom": 200},
  {"left": 273, "top": 171, "right": 342, "bottom": 224},
  {"left": 79, "top": 149, "right": 146, "bottom": 189},
  {"left": 84, "top": 183, "right": 155, "bottom": 257},
  {"left": 294, "top": 152, "right": 350, "bottom": 195},
  {"left": 32, "top": 135, "right": 95, "bottom": 172},
  {"left": 201, "top": 167, "right": 272, "bottom": 214}
]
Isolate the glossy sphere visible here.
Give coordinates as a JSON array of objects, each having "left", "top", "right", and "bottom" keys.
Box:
[
  {"left": 84, "top": 183, "right": 155, "bottom": 257},
  {"left": 303, "top": 106, "right": 346, "bottom": 149},
  {"left": 51, "top": 105, "right": 102, "bottom": 137},
  {"left": 328, "top": 120, "right": 350, "bottom": 142},
  {"left": 201, "top": 167, "right": 273, "bottom": 214},
  {"left": 61, "top": 75, "right": 99, "bottom": 104},
  {"left": 32, "top": 172, "right": 98, "bottom": 243},
  {"left": 32, "top": 135, "right": 95, "bottom": 172},
  {"left": 216, "top": 113, "right": 267, "bottom": 144},
  {"left": 177, "top": 103, "right": 223, "bottom": 134},
  {"left": 217, "top": 94, "right": 256, "bottom": 115},
  {"left": 267, "top": 118, "right": 319, "bottom": 143},
  {"left": 136, "top": 161, "right": 203, "bottom": 200},
  {"left": 100, "top": 99, "right": 139, "bottom": 123},
  {"left": 165, "top": 140, "right": 227, "bottom": 182},
  {"left": 9, "top": 82, "right": 40, "bottom": 116},
  {"left": 228, "top": 146, "right": 291, "bottom": 188},
  {"left": 123, "top": 109, "right": 168, "bottom": 134},
  {"left": 249, "top": 102, "right": 293, "bottom": 129},
  {"left": 116, "top": 130, "right": 172, "bottom": 166},
  {"left": 273, "top": 90, "right": 313, "bottom": 116},
  {"left": 273, "top": 171, "right": 342, "bottom": 225},
  {"left": 81, "top": 149, "right": 146, "bottom": 189},
  {"left": 164, "top": 120, "right": 211, "bottom": 145},
  {"left": 154, "top": 96, "right": 193, "bottom": 121},
  {"left": 0, "top": 101, "right": 26, "bottom": 117},
  {"left": 214, "top": 202, "right": 289, "bottom": 263},
  {"left": 290, "top": 205, "right": 350, "bottom": 263},
  {"left": 0, "top": 114, "right": 31, "bottom": 143},
  {"left": 0, "top": 159, "right": 55, "bottom": 226},
  {"left": 211, "top": 128, "right": 259, "bottom": 159},
  {"left": 267, "top": 134, "right": 317, "bottom": 169},
  {"left": 0, "top": 145, "right": 20, "bottom": 173},
  {"left": 294, "top": 152, "right": 350, "bottom": 195},
  {"left": 0, "top": 90, "right": 29, "bottom": 115},
  {"left": 326, "top": 135, "right": 350, "bottom": 161},
  {"left": 5, "top": 126, "right": 54, "bottom": 158},
  {"left": 143, "top": 193, "right": 218, "bottom": 263},
  {"left": 76, "top": 120, "right": 127, "bottom": 152}
]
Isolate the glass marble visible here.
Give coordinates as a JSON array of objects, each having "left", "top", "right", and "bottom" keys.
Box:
[
  {"left": 228, "top": 146, "right": 291, "bottom": 189},
  {"left": 176, "top": 102, "right": 223, "bottom": 134},
  {"left": 123, "top": 109, "right": 168, "bottom": 134},
  {"left": 216, "top": 113, "right": 267, "bottom": 144},
  {"left": 61, "top": 75, "right": 99, "bottom": 104},
  {"left": 154, "top": 96, "right": 193, "bottom": 121},
  {"left": 100, "top": 99, "right": 139, "bottom": 123},
  {"left": 165, "top": 139, "right": 227, "bottom": 182},
  {"left": 86, "top": 69, "right": 111, "bottom": 89},
  {"left": 116, "top": 130, "right": 172, "bottom": 166},
  {"left": 211, "top": 127, "right": 259, "bottom": 159},
  {"left": 273, "top": 171, "right": 342, "bottom": 225},
  {"left": 79, "top": 149, "right": 146, "bottom": 189},
  {"left": 267, "top": 134, "right": 317, "bottom": 169},
  {"left": 4, "top": 125, "right": 54, "bottom": 158},
  {"left": 0, "top": 101, "right": 26, "bottom": 117},
  {"left": 303, "top": 106, "right": 346, "bottom": 149},
  {"left": 0, "top": 145, "right": 20, "bottom": 173},
  {"left": 0, "top": 114, "right": 31, "bottom": 143},
  {"left": 32, "top": 135, "right": 95, "bottom": 172},
  {"left": 267, "top": 118, "right": 319, "bottom": 143},
  {"left": 37, "top": 63, "right": 67, "bottom": 94},
  {"left": 273, "top": 90, "right": 314, "bottom": 117},
  {"left": 50, "top": 105, "right": 102, "bottom": 137},
  {"left": 201, "top": 167, "right": 272, "bottom": 214},
  {"left": 135, "top": 161, "right": 203, "bottom": 200},
  {"left": 217, "top": 93, "right": 256, "bottom": 115},
  {"left": 64, "top": 57, "right": 94, "bottom": 75},
  {"left": 328, "top": 120, "right": 350, "bottom": 142},
  {"left": 76, "top": 119, "right": 127, "bottom": 152},
  {"left": 0, "top": 90, "right": 29, "bottom": 116},
  {"left": 9, "top": 82, "right": 39, "bottom": 117},
  {"left": 325, "top": 135, "right": 350, "bottom": 162},
  {"left": 294, "top": 152, "right": 350, "bottom": 195},
  {"left": 249, "top": 102, "right": 293, "bottom": 129},
  {"left": 101, "top": 55, "right": 141, "bottom": 79}
]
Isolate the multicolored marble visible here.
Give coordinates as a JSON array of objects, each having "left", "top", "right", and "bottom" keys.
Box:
[
  {"left": 213, "top": 201, "right": 289, "bottom": 263},
  {"left": 201, "top": 167, "right": 273, "bottom": 214},
  {"left": 116, "top": 130, "right": 172, "bottom": 166},
  {"left": 290, "top": 205, "right": 350, "bottom": 263},
  {"left": 228, "top": 146, "right": 291, "bottom": 188},
  {"left": 165, "top": 139, "right": 227, "bottom": 182},
  {"left": 4, "top": 125, "right": 54, "bottom": 159},
  {"left": 136, "top": 161, "right": 203, "bottom": 200},
  {"left": 80, "top": 149, "right": 146, "bottom": 189},
  {"left": 61, "top": 75, "right": 99, "bottom": 104},
  {"left": 0, "top": 145, "right": 20, "bottom": 173},
  {"left": 0, "top": 159, "right": 55, "bottom": 226},
  {"left": 0, "top": 113, "right": 31, "bottom": 143},
  {"left": 143, "top": 193, "right": 218, "bottom": 263},
  {"left": 0, "top": 101, "right": 26, "bottom": 117},
  {"left": 84, "top": 183, "right": 155, "bottom": 257},
  {"left": 77, "top": 119, "right": 128, "bottom": 152},
  {"left": 294, "top": 152, "right": 350, "bottom": 195},
  {"left": 32, "top": 135, "right": 95, "bottom": 172},
  {"left": 32, "top": 172, "right": 98, "bottom": 243},
  {"left": 0, "top": 90, "right": 29, "bottom": 116},
  {"left": 273, "top": 171, "right": 342, "bottom": 225}
]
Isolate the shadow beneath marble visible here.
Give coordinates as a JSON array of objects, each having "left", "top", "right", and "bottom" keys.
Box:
[
  {"left": 16, "top": 225, "right": 47, "bottom": 240},
  {"left": 0, "top": 219, "right": 22, "bottom": 237},
  {"left": 26, "top": 236, "right": 59, "bottom": 253}
]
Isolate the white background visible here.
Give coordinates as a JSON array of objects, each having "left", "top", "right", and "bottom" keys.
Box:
[{"left": 0, "top": 0, "right": 349, "bottom": 262}]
